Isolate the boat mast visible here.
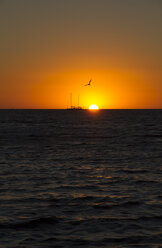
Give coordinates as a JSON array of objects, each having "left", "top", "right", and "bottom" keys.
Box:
[
  {"left": 78, "top": 95, "right": 80, "bottom": 108},
  {"left": 70, "top": 93, "right": 72, "bottom": 109}
]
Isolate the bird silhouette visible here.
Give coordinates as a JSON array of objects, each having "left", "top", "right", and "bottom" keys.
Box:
[{"left": 84, "top": 79, "right": 92, "bottom": 86}]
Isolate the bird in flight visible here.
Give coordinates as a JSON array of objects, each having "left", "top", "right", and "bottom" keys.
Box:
[{"left": 84, "top": 79, "right": 92, "bottom": 86}]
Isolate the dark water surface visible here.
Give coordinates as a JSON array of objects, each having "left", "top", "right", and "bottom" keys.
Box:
[{"left": 0, "top": 109, "right": 162, "bottom": 248}]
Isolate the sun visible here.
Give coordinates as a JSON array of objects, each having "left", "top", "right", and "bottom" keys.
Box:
[{"left": 89, "top": 104, "right": 99, "bottom": 110}]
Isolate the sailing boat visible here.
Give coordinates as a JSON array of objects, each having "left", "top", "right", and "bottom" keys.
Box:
[{"left": 67, "top": 93, "right": 83, "bottom": 110}]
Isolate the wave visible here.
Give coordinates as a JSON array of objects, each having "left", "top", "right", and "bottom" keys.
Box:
[
  {"left": 2, "top": 214, "right": 162, "bottom": 230},
  {"left": 137, "top": 215, "right": 162, "bottom": 221},
  {"left": 0, "top": 216, "right": 60, "bottom": 229},
  {"left": 143, "top": 134, "right": 162, "bottom": 138},
  {"left": 134, "top": 180, "right": 160, "bottom": 184},
  {"left": 121, "top": 169, "right": 148, "bottom": 174},
  {"left": 42, "top": 233, "right": 162, "bottom": 246},
  {"left": 92, "top": 200, "right": 142, "bottom": 209},
  {"left": 67, "top": 215, "right": 162, "bottom": 225}
]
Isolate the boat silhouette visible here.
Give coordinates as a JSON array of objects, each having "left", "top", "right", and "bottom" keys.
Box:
[{"left": 67, "top": 93, "right": 84, "bottom": 110}]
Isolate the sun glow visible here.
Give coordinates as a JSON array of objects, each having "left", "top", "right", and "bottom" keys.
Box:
[{"left": 89, "top": 104, "right": 99, "bottom": 110}]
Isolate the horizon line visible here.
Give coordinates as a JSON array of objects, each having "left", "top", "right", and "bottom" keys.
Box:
[{"left": 0, "top": 108, "right": 161, "bottom": 110}]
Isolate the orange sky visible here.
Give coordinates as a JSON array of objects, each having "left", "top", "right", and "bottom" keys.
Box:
[{"left": 0, "top": 0, "right": 162, "bottom": 109}]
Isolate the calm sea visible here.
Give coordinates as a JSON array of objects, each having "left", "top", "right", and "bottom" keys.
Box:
[{"left": 0, "top": 109, "right": 162, "bottom": 248}]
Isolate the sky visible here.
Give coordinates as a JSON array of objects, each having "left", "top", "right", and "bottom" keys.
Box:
[{"left": 0, "top": 0, "right": 162, "bottom": 109}]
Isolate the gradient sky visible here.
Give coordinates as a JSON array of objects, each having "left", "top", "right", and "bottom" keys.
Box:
[{"left": 0, "top": 0, "right": 162, "bottom": 109}]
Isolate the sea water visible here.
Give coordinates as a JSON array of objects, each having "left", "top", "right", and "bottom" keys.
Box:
[{"left": 0, "top": 109, "right": 162, "bottom": 247}]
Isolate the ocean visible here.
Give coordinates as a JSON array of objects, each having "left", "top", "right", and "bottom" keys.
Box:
[{"left": 0, "top": 109, "right": 162, "bottom": 248}]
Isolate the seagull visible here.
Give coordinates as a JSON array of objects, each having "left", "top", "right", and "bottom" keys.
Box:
[{"left": 84, "top": 79, "right": 92, "bottom": 86}]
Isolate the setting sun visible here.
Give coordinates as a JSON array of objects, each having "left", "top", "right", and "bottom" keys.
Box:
[{"left": 89, "top": 104, "right": 99, "bottom": 110}]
